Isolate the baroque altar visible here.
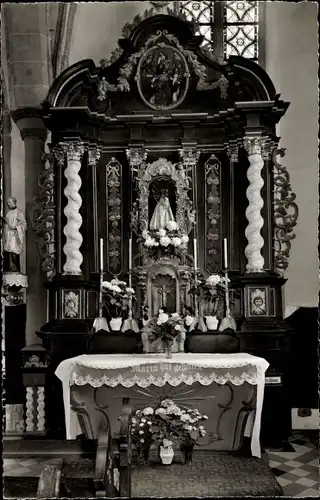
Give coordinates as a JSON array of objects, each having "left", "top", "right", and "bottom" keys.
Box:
[{"left": 32, "top": 11, "right": 296, "bottom": 445}]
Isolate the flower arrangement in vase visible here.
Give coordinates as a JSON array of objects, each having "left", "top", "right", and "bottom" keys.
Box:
[
  {"left": 131, "top": 399, "right": 208, "bottom": 466},
  {"left": 148, "top": 310, "right": 185, "bottom": 357},
  {"left": 101, "top": 278, "right": 135, "bottom": 330},
  {"left": 141, "top": 221, "right": 189, "bottom": 257}
]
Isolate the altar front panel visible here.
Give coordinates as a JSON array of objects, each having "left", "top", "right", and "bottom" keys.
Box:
[{"left": 70, "top": 381, "right": 256, "bottom": 451}]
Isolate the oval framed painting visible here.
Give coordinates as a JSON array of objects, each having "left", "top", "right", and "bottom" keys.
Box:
[{"left": 136, "top": 45, "right": 190, "bottom": 111}]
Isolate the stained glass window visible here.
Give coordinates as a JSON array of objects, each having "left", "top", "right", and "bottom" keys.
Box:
[{"left": 179, "top": 1, "right": 259, "bottom": 62}]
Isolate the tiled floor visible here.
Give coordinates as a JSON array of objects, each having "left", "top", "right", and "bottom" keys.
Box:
[
  {"left": 267, "top": 432, "right": 319, "bottom": 497},
  {"left": 3, "top": 432, "right": 319, "bottom": 497}
]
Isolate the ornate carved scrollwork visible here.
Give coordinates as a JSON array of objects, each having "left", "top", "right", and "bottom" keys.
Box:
[
  {"left": 205, "top": 154, "right": 221, "bottom": 273},
  {"left": 272, "top": 147, "right": 298, "bottom": 273},
  {"left": 137, "top": 158, "right": 194, "bottom": 236},
  {"left": 30, "top": 151, "right": 56, "bottom": 279},
  {"left": 106, "top": 157, "right": 123, "bottom": 275},
  {"left": 63, "top": 291, "right": 80, "bottom": 319},
  {"left": 127, "top": 148, "right": 148, "bottom": 235},
  {"left": 126, "top": 148, "right": 148, "bottom": 174},
  {"left": 97, "top": 30, "right": 228, "bottom": 104}
]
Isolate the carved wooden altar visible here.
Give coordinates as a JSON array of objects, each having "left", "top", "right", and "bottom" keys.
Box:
[{"left": 33, "top": 12, "right": 297, "bottom": 444}]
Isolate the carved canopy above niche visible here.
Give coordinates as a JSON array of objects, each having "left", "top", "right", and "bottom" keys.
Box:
[{"left": 44, "top": 12, "right": 280, "bottom": 115}]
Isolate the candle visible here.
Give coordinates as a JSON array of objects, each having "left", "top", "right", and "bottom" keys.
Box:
[
  {"left": 223, "top": 238, "right": 228, "bottom": 269},
  {"left": 129, "top": 238, "right": 132, "bottom": 271},
  {"left": 193, "top": 238, "right": 198, "bottom": 270},
  {"left": 100, "top": 238, "right": 104, "bottom": 272}
]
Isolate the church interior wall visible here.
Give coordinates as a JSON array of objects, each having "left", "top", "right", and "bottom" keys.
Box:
[
  {"left": 264, "top": 1, "right": 319, "bottom": 310},
  {"left": 68, "top": 1, "right": 149, "bottom": 66}
]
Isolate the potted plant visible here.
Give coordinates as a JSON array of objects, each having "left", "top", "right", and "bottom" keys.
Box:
[
  {"left": 200, "top": 274, "right": 230, "bottom": 330},
  {"left": 101, "top": 278, "right": 135, "bottom": 331}
]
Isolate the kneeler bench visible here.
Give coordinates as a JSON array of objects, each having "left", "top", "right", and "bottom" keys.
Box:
[{"left": 3, "top": 399, "right": 132, "bottom": 498}]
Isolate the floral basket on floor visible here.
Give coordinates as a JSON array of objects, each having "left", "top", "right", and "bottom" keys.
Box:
[{"left": 131, "top": 398, "right": 208, "bottom": 467}]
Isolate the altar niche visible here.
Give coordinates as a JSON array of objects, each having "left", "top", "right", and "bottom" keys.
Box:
[
  {"left": 149, "top": 180, "right": 176, "bottom": 231},
  {"left": 131, "top": 157, "right": 195, "bottom": 321}
]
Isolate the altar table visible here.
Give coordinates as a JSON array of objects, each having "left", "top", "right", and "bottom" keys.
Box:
[{"left": 55, "top": 353, "right": 269, "bottom": 458}]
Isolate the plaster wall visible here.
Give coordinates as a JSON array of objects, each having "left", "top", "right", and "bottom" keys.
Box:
[
  {"left": 68, "top": 1, "right": 148, "bottom": 66},
  {"left": 265, "top": 1, "right": 319, "bottom": 309}
]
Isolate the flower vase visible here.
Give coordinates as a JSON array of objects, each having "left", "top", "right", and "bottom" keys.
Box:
[
  {"left": 205, "top": 315, "right": 219, "bottom": 331},
  {"left": 163, "top": 343, "right": 172, "bottom": 359},
  {"left": 110, "top": 317, "right": 122, "bottom": 331},
  {"left": 181, "top": 443, "right": 194, "bottom": 465},
  {"left": 160, "top": 444, "right": 174, "bottom": 465}
]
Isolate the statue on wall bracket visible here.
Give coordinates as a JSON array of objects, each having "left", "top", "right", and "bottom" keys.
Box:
[{"left": 2, "top": 197, "right": 28, "bottom": 305}]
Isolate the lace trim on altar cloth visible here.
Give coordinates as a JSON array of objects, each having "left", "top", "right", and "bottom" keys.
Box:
[
  {"left": 71, "top": 353, "right": 269, "bottom": 371},
  {"left": 71, "top": 369, "right": 259, "bottom": 388}
]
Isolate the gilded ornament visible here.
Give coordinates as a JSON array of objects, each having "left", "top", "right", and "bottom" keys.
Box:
[
  {"left": 244, "top": 137, "right": 264, "bottom": 156},
  {"left": 106, "top": 157, "right": 123, "bottom": 274},
  {"left": 249, "top": 288, "right": 267, "bottom": 316},
  {"left": 30, "top": 151, "right": 56, "bottom": 279},
  {"left": 64, "top": 291, "right": 79, "bottom": 318},
  {"left": 205, "top": 155, "right": 221, "bottom": 273},
  {"left": 136, "top": 43, "right": 190, "bottom": 111},
  {"left": 97, "top": 30, "right": 229, "bottom": 106},
  {"left": 225, "top": 143, "right": 239, "bottom": 163},
  {"left": 272, "top": 148, "right": 298, "bottom": 273}
]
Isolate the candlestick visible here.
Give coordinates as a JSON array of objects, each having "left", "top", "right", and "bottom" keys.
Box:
[
  {"left": 100, "top": 238, "right": 104, "bottom": 272},
  {"left": 129, "top": 238, "right": 132, "bottom": 271},
  {"left": 193, "top": 238, "right": 198, "bottom": 270},
  {"left": 223, "top": 238, "right": 228, "bottom": 269}
]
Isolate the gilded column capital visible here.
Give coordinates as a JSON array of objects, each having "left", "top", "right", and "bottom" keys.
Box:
[
  {"left": 225, "top": 142, "right": 239, "bottom": 162},
  {"left": 244, "top": 136, "right": 266, "bottom": 156},
  {"left": 261, "top": 137, "right": 274, "bottom": 160},
  {"left": 52, "top": 146, "right": 65, "bottom": 166},
  {"left": 178, "top": 148, "right": 200, "bottom": 167},
  {"left": 60, "top": 142, "right": 85, "bottom": 162},
  {"left": 87, "top": 146, "right": 101, "bottom": 166},
  {"left": 126, "top": 147, "right": 147, "bottom": 169}
]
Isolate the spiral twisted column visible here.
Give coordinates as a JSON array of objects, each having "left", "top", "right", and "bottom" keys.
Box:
[
  {"left": 244, "top": 137, "right": 266, "bottom": 273},
  {"left": 60, "top": 142, "right": 85, "bottom": 275},
  {"left": 26, "top": 387, "right": 35, "bottom": 432},
  {"left": 36, "top": 386, "right": 45, "bottom": 431}
]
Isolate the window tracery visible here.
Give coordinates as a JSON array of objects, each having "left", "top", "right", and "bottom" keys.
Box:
[{"left": 179, "top": 1, "right": 259, "bottom": 62}]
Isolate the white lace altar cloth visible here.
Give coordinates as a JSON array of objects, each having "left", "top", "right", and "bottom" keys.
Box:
[{"left": 55, "top": 353, "right": 269, "bottom": 458}]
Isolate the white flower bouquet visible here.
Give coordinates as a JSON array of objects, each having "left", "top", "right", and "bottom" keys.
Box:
[
  {"left": 141, "top": 223, "right": 189, "bottom": 253},
  {"left": 149, "top": 310, "right": 185, "bottom": 351}
]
